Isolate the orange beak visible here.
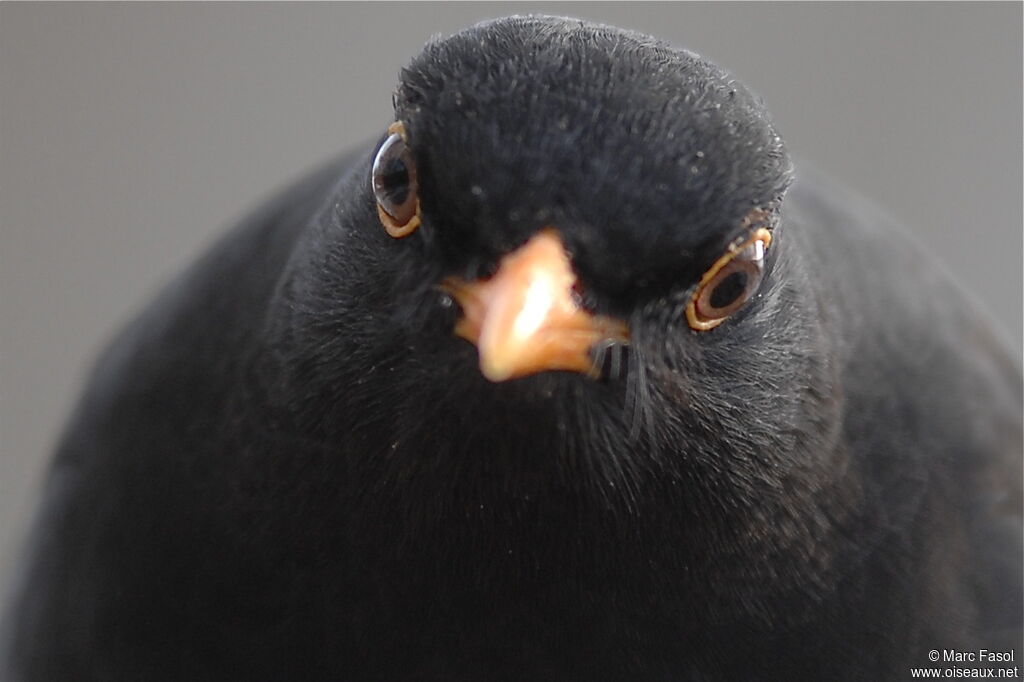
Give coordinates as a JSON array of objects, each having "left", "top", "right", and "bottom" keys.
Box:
[{"left": 443, "top": 229, "right": 629, "bottom": 382}]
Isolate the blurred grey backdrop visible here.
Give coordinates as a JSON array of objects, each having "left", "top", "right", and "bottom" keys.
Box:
[{"left": 1, "top": 3, "right": 1021, "bottom": 591}]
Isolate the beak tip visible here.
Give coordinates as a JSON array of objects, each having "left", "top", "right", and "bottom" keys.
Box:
[
  {"left": 479, "top": 356, "right": 516, "bottom": 383},
  {"left": 448, "top": 230, "right": 628, "bottom": 382}
]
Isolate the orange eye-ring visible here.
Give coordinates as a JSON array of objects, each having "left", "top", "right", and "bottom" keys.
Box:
[
  {"left": 685, "top": 228, "right": 772, "bottom": 331},
  {"left": 372, "top": 122, "right": 421, "bottom": 238}
]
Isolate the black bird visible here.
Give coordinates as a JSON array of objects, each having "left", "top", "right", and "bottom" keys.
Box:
[{"left": 3, "top": 15, "right": 1021, "bottom": 682}]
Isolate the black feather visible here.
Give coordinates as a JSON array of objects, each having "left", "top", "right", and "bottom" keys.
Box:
[{"left": 2, "top": 15, "right": 1019, "bottom": 682}]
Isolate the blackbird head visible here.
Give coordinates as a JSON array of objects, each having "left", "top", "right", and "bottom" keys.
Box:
[{"left": 270, "top": 16, "right": 838, "bottom": 522}]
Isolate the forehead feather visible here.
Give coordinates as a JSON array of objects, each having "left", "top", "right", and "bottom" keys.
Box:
[{"left": 392, "top": 16, "right": 791, "bottom": 284}]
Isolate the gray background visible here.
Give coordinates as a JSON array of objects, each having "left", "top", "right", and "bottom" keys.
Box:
[{"left": 1, "top": 3, "right": 1021, "bottom": 592}]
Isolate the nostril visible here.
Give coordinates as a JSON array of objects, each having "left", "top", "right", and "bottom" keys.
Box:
[
  {"left": 476, "top": 259, "right": 499, "bottom": 280},
  {"left": 570, "top": 280, "right": 586, "bottom": 308},
  {"left": 571, "top": 280, "right": 603, "bottom": 314},
  {"left": 461, "top": 256, "right": 499, "bottom": 282}
]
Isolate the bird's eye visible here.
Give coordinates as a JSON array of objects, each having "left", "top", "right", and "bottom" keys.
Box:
[
  {"left": 685, "top": 228, "right": 772, "bottom": 331},
  {"left": 372, "top": 122, "right": 420, "bottom": 238}
]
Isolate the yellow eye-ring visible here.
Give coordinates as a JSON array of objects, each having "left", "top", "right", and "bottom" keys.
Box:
[
  {"left": 372, "top": 122, "right": 421, "bottom": 238},
  {"left": 685, "top": 227, "right": 772, "bottom": 331}
]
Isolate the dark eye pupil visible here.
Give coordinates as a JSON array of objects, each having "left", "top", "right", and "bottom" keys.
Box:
[
  {"left": 371, "top": 132, "right": 419, "bottom": 230},
  {"left": 378, "top": 157, "right": 410, "bottom": 205},
  {"left": 708, "top": 270, "right": 748, "bottom": 309},
  {"left": 687, "top": 231, "right": 770, "bottom": 331}
]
